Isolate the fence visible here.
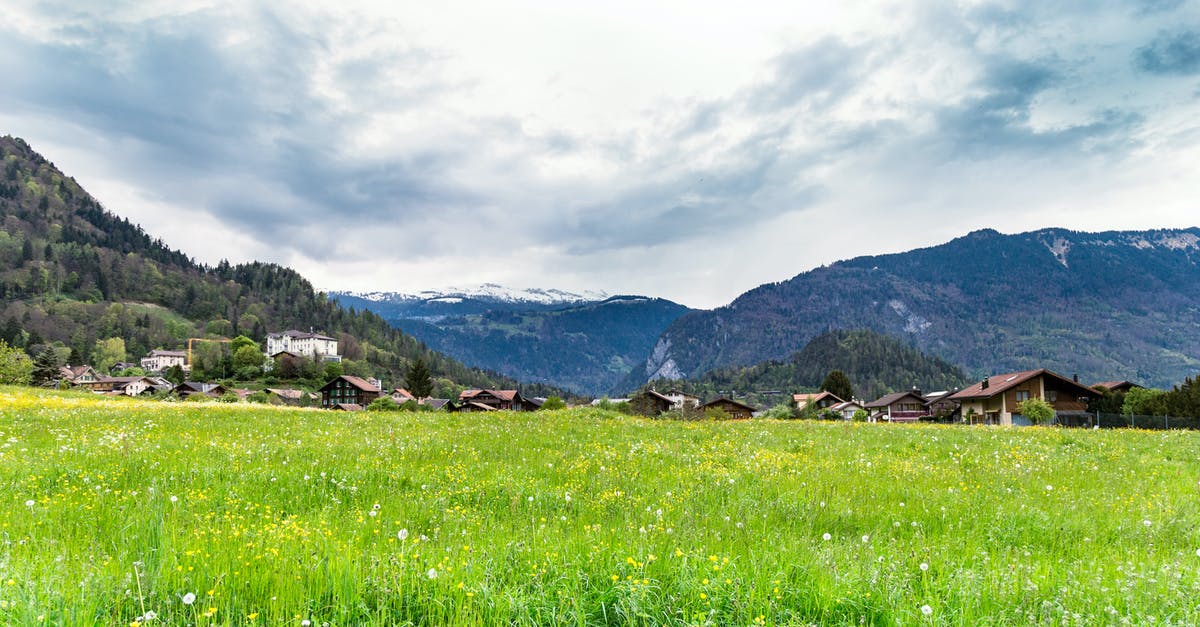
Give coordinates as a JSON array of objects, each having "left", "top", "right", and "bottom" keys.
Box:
[{"left": 1054, "top": 411, "right": 1200, "bottom": 431}]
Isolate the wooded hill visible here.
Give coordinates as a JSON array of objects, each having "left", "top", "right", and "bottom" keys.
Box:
[
  {"left": 637, "top": 329, "right": 969, "bottom": 407},
  {"left": 0, "top": 135, "right": 558, "bottom": 395}
]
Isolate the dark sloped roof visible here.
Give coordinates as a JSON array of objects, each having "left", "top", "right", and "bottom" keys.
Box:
[
  {"left": 865, "top": 391, "right": 925, "bottom": 408},
  {"left": 949, "top": 369, "right": 1096, "bottom": 401},
  {"left": 701, "top": 397, "right": 759, "bottom": 413}
]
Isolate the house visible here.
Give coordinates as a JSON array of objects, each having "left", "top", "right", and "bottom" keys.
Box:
[
  {"left": 264, "top": 388, "right": 313, "bottom": 405},
  {"left": 829, "top": 400, "right": 868, "bottom": 421},
  {"left": 110, "top": 362, "right": 139, "bottom": 373},
  {"left": 865, "top": 391, "right": 929, "bottom": 422},
  {"left": 630, "top": 389, "right": 675, "bottom": 415},
  {"left": 331, "top": 403, "right": 363, "bottom": 411},
  {"left": 423, "top": 398, "right": 453, "bottom": 411},
  {"left": 174, "top": 381, "right": 228, "bottom": 399},
  {"left": 1092, "top": 380, "right": 1140, "bottom": 394},
  {"left": 265, "top": 330, "right": 341, "bottom": 362},
  {"left": 663, "top": 389, "right": 701, "bottom": 410},
  {"left": 457, "top": 401, "right": 498, "bottom": 412},
  {"left": 97, "top": 376, "right": 161, "bottom": 396},
  {"left": 391, "top": 388, "right": 417, "bottom": 403},
  {"left": 458, "top": 389, "right": 529, "bottom": 411},
  {"left": 140, "top": 349, "right": 189, "bottom": 372},
  {"left": 320, "top": 375, "right": 382, "bottom": 408},
  {"left": 58, "top": 365, "right": 99, "bottom": 385},
  {"left": 923, "top": 391, "right": 961, "bottom": 420},
  {"left": 948, "top": 369, "right": 1095, "bottom": 426},
  {"left": 700, "top": 397, "right": 758, "bottom": 419},
  {"left": 793, "top": 391, "right": 845, "bottom": 412}
]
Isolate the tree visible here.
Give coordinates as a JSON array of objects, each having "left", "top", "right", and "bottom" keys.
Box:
[
  {"left": 0, "top": 340, "right": 33, "bottom": 385},
  {"left": 31, "top": 345, "right": 65, "bottom": 385},
  {"left": 92, "top": 337, "right": 127, "bottom": 374},
  {"left": 1123, "top": 387, "right": 1166, "bottom": 417},
  {"left": 852, "top": 409, "right": 870, "bottom": 422},
  {"left": 163, "top": 364, "right": 186, "bottom": 385},
  {"left": 1018, "top": 398, "right": 1055, "bottom": 425},
  {"left": 206, "top": 319, "right": 234, "bottom": 337},
  {"left": 323, "top": 361, "right": 344, "bottom": 381},
  {"left": 819, "top": 370, "right": 854, "bottom": 401},
  {"left": 540, "top": 396, "right": 566, "bottom": 411},
  {"left": 230, "top": 335, "right": 258, "bottom": 354},
  {"left": 232, "top": 344, "right": 265, "bottom": 371},
  {"left": 405, "top": 357, "right": 433, "bottom": 399}
]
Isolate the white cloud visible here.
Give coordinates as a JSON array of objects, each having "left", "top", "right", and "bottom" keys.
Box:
[{"left": 1, "top": 0, "right": 1197, "bottom": 308}]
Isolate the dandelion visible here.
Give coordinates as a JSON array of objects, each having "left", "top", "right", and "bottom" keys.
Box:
[
  {"left": 427, "top": 568, "right": 438, "bottom": 579},
  {"left": 1143, "top": 520, "right": 1152, "bottom": 527},
  {"left": 1045, "top": 484, "right": 1053, "bottom": 491},
  {"left": 24, "top": 499, "right": 34, "bottom": 507},
  {"left": 301, "top": 621, "right": 312, "bottom": 627},
  {"left": 822, "top": 533, "right": 832, "bottom": 541},
  {"left": 181, "top": 592, "right": 196, "bottom": 605},
  {"left": 143, "top": 611, "right": 157, "bottom": 620},
  {"left": 920, "top": 562, "right": 929, "bottom": 572},
  {"left": 921, "top": 604, "right": 933, "bottom": 616},
  {"left": 373, "top": 503, "right": 381, "bottom": 510},
  {"left": 862, "top": 535, "right": 870, "bottom": 543},
  {"left": 398, "top": 529, "right": 409, "bottom": 541},
  {"left": 527, "top": 496, "right": 534, "bottom": 502},
  {"left": 369, "top": 510, "right": 377, "bottom": 517},
  {"left": 169, "top": 495, "right": 178, "bottom": 503}
]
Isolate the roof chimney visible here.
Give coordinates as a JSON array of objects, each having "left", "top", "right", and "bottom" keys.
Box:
[
  {"left": 981, "top": 377, "right": 989, "bottom": 390},
  {"left": 1073, "top": 373, "right": 1079, "bottom": 383}
]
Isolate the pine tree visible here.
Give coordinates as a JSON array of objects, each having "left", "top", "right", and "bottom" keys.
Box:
[
  {"left": 405, "top": 356, "right": 433, "bottom": 399},
  {"left": 820, "top": 369, "right": 854, "bottom": 401}
]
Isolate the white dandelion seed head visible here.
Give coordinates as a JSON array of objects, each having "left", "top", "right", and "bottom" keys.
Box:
[
  {"left": 373, "top": 503, "right": 381, "bottom": 510},
  {"left": 921, "top": 604, "right": 933, "bottom": 616},
  {"left": 862, "top": 535, "right": 870, "bottom": 543},
  {"left": 822, "top": 533, "right": 832, "bottom": 541},
  {"left": 169, "top": 495, "right": 178, "bottom": 503},
  {"left": 1143, "top": 519, "right": 1152, "bottom": 527},
  {"left": 368, "top": 510, "right": 377, "bottom": 517},
  {"left": 1195, "top": 548, "right": 1200, "bottom": 557},
  {"left": 398, "top": 529, "right": 409, "bottom": 541},
  {"left": 301, "top": 620, "right": 312, "bottom": 627},
  {"left": 143, "top": 610, "right": 157, "bottom": 620},
  {"left": 1045, "top": 484, "right": 1053, "bottom": 491},
  {"left": 181, "top": 592, "right": 196, "bottom": 605},
  {"left": 920, "top": 562, "right": 929, "bottom": 571},
  {"left": 24, "top": 499, "right": 34, "bottom": 507},
  {"left": 426, "top": 568, "right": 438, "bottom": 579}
]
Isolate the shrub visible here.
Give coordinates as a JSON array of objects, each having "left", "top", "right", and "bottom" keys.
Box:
[
  {"left": 1018, "top": 398, "right": 1055, "bottom": 425},
  {"left": 367, "top": 397, "right": 402, "bottom": 412}
]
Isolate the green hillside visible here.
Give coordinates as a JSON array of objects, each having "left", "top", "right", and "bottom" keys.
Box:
[{"left": 0, "top": 135, "right": 552, "bottom": 394}]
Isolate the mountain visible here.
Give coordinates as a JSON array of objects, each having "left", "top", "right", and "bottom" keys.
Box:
[
  {"left": 641, "top": 329, "right": 969, "bottom": 407},
  {"left": 333, "top": 291, "right": 692, "bottom": 396},
  {"left": 629, "top": 228, "right": 1200, "bottom": 389},
  {"left": 330, "top": 285, "right": 610, "bottom": 321},
  {"left": 0, "top": 135, "right": 555, "bottom": 395}
]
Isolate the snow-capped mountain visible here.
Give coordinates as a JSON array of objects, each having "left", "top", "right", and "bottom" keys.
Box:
[{"left": 333, "top": 283, "right": 609, "bottom": 307}]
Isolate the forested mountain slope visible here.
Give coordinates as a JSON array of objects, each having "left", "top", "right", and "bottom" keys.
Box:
[{"left": 631, "top": 228, "right": 1200, "bottom": 389}]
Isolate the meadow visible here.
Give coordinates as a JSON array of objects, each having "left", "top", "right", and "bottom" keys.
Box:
[{"left": 1, "top": 386, "right": 1199, "bottom": 626}]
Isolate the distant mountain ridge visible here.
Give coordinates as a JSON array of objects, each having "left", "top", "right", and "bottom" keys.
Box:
[
  {"left": 629, "top": 227, "right": 1200, "bottom": 389},
  {"left": 332, "top": 290, "right": 692, "bottom": 396}
]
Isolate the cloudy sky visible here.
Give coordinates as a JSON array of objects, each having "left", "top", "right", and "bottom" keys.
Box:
[{"left": 2, "top": 0, "right": 1198, "bottom": 307}]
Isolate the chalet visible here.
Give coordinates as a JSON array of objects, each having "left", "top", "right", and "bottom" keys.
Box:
[
  {"left": 264, "top": 388, "right": 314, "bottom": 405},
  {"left": 457, "top": 401, "right": 498, "bottom": 412},
  {"left": 320, "top": 375, "right": 382, "bottom": 408},
  {"left": 174, "top": 381, "right": 227, "bottom": 398},
  {"left": 99, "top": 376, "right": 162, "bottom": 396},
  {"left": 331, "top": 403, "right": 363, "bottom": 411},
  {"left": 793, "top": 391, "right": 844, "bottom": 412},
  {"left": 1092, "top": 380, "right": 1140, "bottom": 394},
  {"left": 458, "top": 389, "right": 529, "bottom": 411},
  {"left": 829, "top": 400, "right": 867, "bottom": 421},
  {"left": 391, "top": 388, "right": 417, "bottom": 403},
  {"left": 948, "top": 369, "right": 1095, "bottom": 426},
  {"left": 865, "top": 391, "right": 929, "bottom": 422},
  {"left": 265, "top": 330, "right": 340, "bottom": 362},
  {"left": 663, "top": 389, "right": 701, "bottom": 410},
  {"left": 923, "top": 391, "right": 961, "bottom": 420},
  {"left": 423, "top": 399, "right": 453, "bottom": 411},
  {"left": 700, "top": 397, "right": 758, "bottom": 420},
  {"left": 140, "top": 350, "right": 188, "bottom": 372},
  {"left": 630, "top": 389, "right": 675, "bottom": 415},
  {"left": 58, "top": 365, "right": 99, "bottom": 385}
]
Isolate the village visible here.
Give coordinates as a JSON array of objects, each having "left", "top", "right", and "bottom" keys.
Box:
[{"left": 40, "top": 327, "right": 1146, "bottom": 427}]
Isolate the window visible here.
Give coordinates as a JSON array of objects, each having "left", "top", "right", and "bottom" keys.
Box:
[
  {"left": 1046, "top": 390, "right": 1057, "bottom": 402},
  {"left": 1015, "top": 390, "right": 1030, "bottom": 402}
]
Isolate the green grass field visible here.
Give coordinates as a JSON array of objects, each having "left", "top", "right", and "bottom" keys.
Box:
[{"left": 2, "top": 386, "right": 1199, "bottom": 625}]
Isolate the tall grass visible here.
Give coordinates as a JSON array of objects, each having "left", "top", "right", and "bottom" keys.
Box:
[{"left": 1, "top": 386, "right": 1198, "bottom": 625}]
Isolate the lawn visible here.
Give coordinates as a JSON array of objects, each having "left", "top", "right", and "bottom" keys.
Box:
[{"left": 1, "top": 386, "right": 1198, "bottom": 625}]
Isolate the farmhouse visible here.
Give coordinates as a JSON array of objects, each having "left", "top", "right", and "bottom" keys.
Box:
[
  {"left": 865, "top": 391, "right": 929, "bottom": 422},
  {"left": 458, "top": 389, "right": 530, "bottom": 411},
  {"left": 700, "top": 397, "right": 758, "bottom": 420},
  {"left": 630, "top": 389, "right": 675, "bottom": 415},
  {"left": 949, "top": 369, "right": 1095, "bottom": 426},
  {"left": 662, "top": 389, "right": 701, "bottom": 410},
  {"left": 58, "top": 365, "right": 99, "bottom": 385},
  {"left": 320, "top": 375, "right": 382, "bottom": 409},
  {"left": 265, "top": 330, "right": 341, "bottom": 362},
  {"left": 174, "top": 381, "right": 227, "bottom": 398}
]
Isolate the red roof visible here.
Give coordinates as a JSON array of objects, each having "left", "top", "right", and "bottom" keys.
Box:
[
  {"left": 949, "top": 369, "right": 1095, "bottom": 401},
  {"left": 392, "top": 388, "right": 416, "bottom": 400},
  {"left": 321, "top": 375, "right": 380, "bottom": 393},
  {"left": 793, "top": 391, "right": 842, "bottom": 404}
]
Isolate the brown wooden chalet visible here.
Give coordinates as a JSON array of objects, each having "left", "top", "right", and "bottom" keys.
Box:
[
  {"left": 1091, "top": 380, "right": 1140, "bottom": 394},
  {"left": 948, "top": 369, "right": 1095, "bottom": 426},
  {"left": 865, "top": 391, "right": 929, "bottom": 422},
  {"left": 320, "top": 375, "right": 382, "bottom": 409},
  {"left": 59, "top": 365, "right": 99, "bottom": 385},
  {"left": 458, "top": 389, "right": 529, "bottom": 411},
  {"left": 174, "top": 381, "right": 228, "bottom": 398},
  {"left": 700, "top": 397, "right": 758, "bottom": 420},
  {"left": 630, "top": 389, "right": 675, "bottom": 415}
]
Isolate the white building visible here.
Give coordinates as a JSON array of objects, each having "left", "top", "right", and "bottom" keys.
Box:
[
  {"left": 265, "top": 330, "right": 341, "bottom": 362},
  {"left": 140, "top": 350, "right": 189, "bottom": 372}
]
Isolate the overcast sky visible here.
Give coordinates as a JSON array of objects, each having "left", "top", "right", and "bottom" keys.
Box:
[{"left": 2, "top": 1, "right": 1198, "bottom": 308}]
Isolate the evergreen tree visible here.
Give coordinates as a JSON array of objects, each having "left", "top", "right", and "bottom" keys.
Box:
[
  {"left": 405, "top": 356, "right": 434, "bottom": 399},
  {"left": 31, "top": 346, "right": 64, "bottom": 385},
  {"left": 820, "top": 369, "right": 854, "bottom": 401}
]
